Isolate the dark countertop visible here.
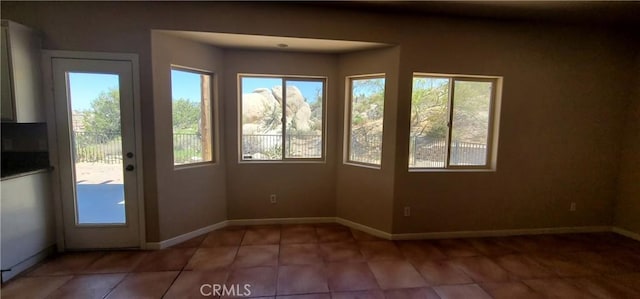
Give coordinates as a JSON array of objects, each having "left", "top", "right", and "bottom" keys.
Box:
[
  {"left": 1, "top": 168, "right": 49, "bottom": 181},
  {"left": 1, "top": 151, "right": 50, "bottom": 179}
]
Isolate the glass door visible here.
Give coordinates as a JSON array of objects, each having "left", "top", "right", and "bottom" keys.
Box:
[{"left": 51, "top": 57, "right": 141, "bottom": 249}]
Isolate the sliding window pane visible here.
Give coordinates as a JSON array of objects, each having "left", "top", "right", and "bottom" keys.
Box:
[
  {"left": 284, "top": 80, "right": 324, "bottom": 159},
  {"left": 409, "top": 77, "right": 450, "bottom": 168},
  {"left": 449, "top": 80, "right": 492, "bottom": 166},
  {"left": 348, "top": 77, "right": 385, "bottom": 165},
  {"left": 240, "top": 77, "right": 283, "bottom": 160}
]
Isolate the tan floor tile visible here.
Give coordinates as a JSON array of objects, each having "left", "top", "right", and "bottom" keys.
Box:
[
  {"left": 432, "top": 239, "right": 480, "bottom": 258},
  {"left": 368, "top": 260, "right": 427, "bottom": 290},
  {"left": 395, "top": 241, "right": 448, "bottom": 264},
  {"left": 185, "top": 246, "right": 238, "bottom": 270},
  {"left": 134, "top": 248, "right": 196, "bottom": 272},
  {"left": 493, "top": 254, "right": 555, "bottom": 279},
  {"left": 225, "top": 266, "right": 277, "bottom": 297},
  {"left": 570, "top": 276, "right": 640, "bottom": 298},
  {"left": 523, "top": 278, "right": 598, "bottom": 299},
  {"left": 563, "top": 250, "right": 638, "bottom": 274},
  {"left": 319, "top": 242, "right": 364, "bottom": 262},
  {"left": 83, "top": 251, "right": 147, "bottom": 273},
  {"left": 466, "top": 238, "right": 516, "bottom": 256},
  {"left": 358, "top": 241, "right": 404, "bottom": 261},
  {"left": 242, "top": 227, "right": 281, "bottom": 245},
  {"left": 47, "top": 274, "right": 125, "bottom": 299},
  {"left": 433, "top": 284, "right": 492, "bottom": 299},
  {"left": 384, "top": 287, "right": 441, "bottom": 299},
  {"left": 416, "top": 260, "right": 474, "bottom": 286},
  {"left": 0, "top": 276, "right": 72, "bottom": 299},
  {"left": 327, "top": 262, "right": 379, "bottom": 292},
  {"left": 316, "top": 226, "right": 353, "bottom": 243},
  {"left": 277, "top": 265, "right": 329, "bottom": 295},
  {"left": 164, "top": 270, "right": 229, "bottom": 299},
  {"left": 170, "top": 235, "right": 206, "bottom": 248},
  {"left": 331, "top": 289, "right": 385, "bottom": 299},
  {"left": 105, "top": 271, "right": 178, "bottom": 299},
  {"left": 276, "top": 294, "right": 331, "bottom": 299},
  {"left": 233, "top": 245, "right": 279, "bottom": 268},
  {"left": 202, "top": 230, "right": 246, "bottom": 247},
  {"left": 281, "top": 225, "right": 318, "bottom": 244},
  {"left": 280, "top": 244, "right": 323, "bottom": 265},
  {"left": 28, "top": 252, "right": 104, "bottom": 276},
  {"left": 607, "top": 272, "right": 640, "bottom": 293},
  {"left": 481, "top": 281, "right": 544, "bottom": 299},
  {"left": 531, "top": 252, "right": 598, "bottom": 277},
  {"left": 351, "top": 229, "right": 384, "bottom": 241},
  {"left": 450, "top": 256, "right": 511, "bottom": 283}
]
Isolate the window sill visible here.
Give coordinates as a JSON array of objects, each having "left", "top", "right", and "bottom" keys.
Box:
[
  {"left": 343, "top": 161, "right": 382, "bottom": 170},
  {"left": 174, "top": 161, "right": 216, "bottom": 170},
  {"left": 237, "top": 160, "right": 326, "bottom": 164},
  {"left": 408, "top": 168, "right": 496, "bottom": 173}
]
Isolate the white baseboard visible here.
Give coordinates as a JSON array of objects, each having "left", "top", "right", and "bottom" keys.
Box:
[
  {"left": 145, "top": 216, "right": 637, "bottom": 250},
  {"left": 145, "top": 220, "right": 228, "bottom": 250},
  {"left": 612, "top": 226, "right": 640, "bottom": 241},
  {"left": 1, "top": 245, "right": 56, "bottom": 283},
  {"left": 335, "top": 217, "right": 392, "bottom": 239},
  {"left": 390, "top": 225, "right": 611, "bottom": 240},
  {"left": 226, "top": 217, "right": 335, "bottom": 226}
]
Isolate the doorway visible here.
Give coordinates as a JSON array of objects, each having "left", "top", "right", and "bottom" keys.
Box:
[{"left": 45, "top": 52, "right": 144, "bottom": 249}]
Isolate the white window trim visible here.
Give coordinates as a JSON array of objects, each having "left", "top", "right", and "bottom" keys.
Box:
[
  {"left": 170, "top": 65, "right": 218, "bottom": 168},
  {"left": 409, "top": 72, "right": 502, "bottom": 172},
  {"left": 343, "top": 73, "right": 386, "bottom": 169},
  {"left": 237, "top": 73, "right": 328, "bottom": 163}
]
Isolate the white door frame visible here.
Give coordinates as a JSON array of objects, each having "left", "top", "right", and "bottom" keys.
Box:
[{"left": 42, "top": 50, "right": 146, "bottom": 250}]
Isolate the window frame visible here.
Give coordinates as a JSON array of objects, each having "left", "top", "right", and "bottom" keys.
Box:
[
  {"left": 170, "top": 65, "right": 217, "bottom": 168},
  {"left": 409, "top": 73, "right": 500, "bottom": 171},
  {"left": 237, "top": 73, "right": 328, "bottom": 163},
  {"left": 344, "top": 73, "right": 386, "bottom": 169}
]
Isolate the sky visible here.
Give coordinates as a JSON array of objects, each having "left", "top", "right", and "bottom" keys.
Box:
[
  {"left": 68, "top": 73, "right": 119, "bottom": 111},
  {"left": 68, "top": 71, "right": 324, "bottom": 113},
  {"left": 241, "top": 77, "right": 323, "bottom": 104}
]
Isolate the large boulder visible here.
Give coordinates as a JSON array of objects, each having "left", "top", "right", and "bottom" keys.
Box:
[
  {"left": 242, "top": 88, "right": 281, "bottom": 134},
  {"left": 243, "top": 86, "right": 312, "bottom": 133},
  {"left": 272, "top": 86, "right": 312, "bottom": 132}
]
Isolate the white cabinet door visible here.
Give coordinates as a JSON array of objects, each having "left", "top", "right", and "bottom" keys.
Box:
[{"left": 0, "top": 20, "right": 44, "bottom": 123}]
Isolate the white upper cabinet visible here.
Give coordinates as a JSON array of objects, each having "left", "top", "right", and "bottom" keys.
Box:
[{"left": 1, "top": 20, "right": 44, "bottom": 123}]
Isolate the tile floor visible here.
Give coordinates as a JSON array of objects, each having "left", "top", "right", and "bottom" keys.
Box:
[{"left": 2, "top": 223, "right": 640, "bottom": 298}]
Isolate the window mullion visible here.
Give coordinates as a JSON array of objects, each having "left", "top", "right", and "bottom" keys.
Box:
[
  {"left": 281, "top": 78, "right": 287, "bottom": 160},
  {"left": 445, "top": 78, "right": 455, "bottom": 168}
]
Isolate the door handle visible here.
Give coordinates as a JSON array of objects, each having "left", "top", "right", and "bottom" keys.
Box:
[
  {"left": 126, "top": 152, "right": 134, "bottom": 158},
  {"left": 126, "top": 165, "right": 135, "bottom": 171}
]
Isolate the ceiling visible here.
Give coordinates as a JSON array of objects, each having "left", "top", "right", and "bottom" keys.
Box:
[
  {"left": 317, "top": 1, "right": 640, "bottom": 27},
  {"left": 159, "top": 30, "right": 390, "bottom": 53},
  {"left": 158, "top": 1, "right": 638, "bottom": 53}
]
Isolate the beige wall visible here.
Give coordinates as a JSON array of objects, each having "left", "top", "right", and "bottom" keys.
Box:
[
  {"left": 393, "top": 20, "right": 634, "bottom": 233},
  {"left": 1, "top": 2, "right": 637, "bottom": 241},
  {"left": 223, "top": 50, "right": 338, "bottom": 219},
  {"left": 614, "top": 51, "right": 640, "bottom": 234},
  {"left": 151, "top": 32, "right": 227, "bottom": 240},
  {"left": 336, "top": 47, "right": 400, "bottom": 232}
]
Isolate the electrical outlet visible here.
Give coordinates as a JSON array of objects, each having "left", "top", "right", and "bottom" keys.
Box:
[
  {"left": 570, "top": 202, "right": 576, "bottom": 212},
  {"left": 404, "top": 206, "right": 411, "bottom": 217},
  {"left": 269, "top": 194, "right": 277, "bottom": 204}
]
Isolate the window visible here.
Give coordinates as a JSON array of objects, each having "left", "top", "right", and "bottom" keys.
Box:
[
  {"left": 171, "top": 67, "right": 214, "bottom": 166},
  {"left": 409, "top": 74, "right": 499, "bottom": 169},
  {"left": 346, "top": 75, "right": 386, "bottom": 166},
  {"left": 239, "top": 75, "right": 326, "bottom": 161}
]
